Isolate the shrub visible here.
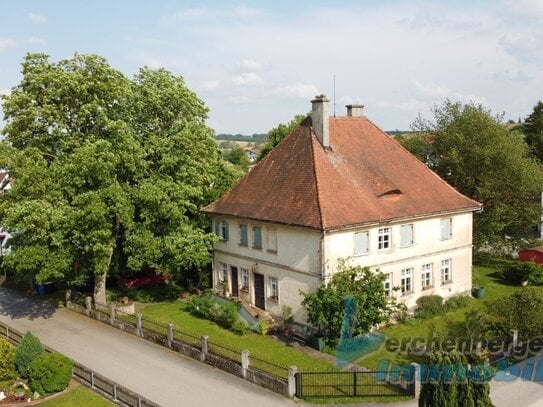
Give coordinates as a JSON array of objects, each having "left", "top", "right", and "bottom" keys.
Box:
[
  {"left": 415, "top": 295, "right": 444, "bottom": 319},
  {"left": 444, "top": 295, "right": 470, "bottom": 311},
  {"left": 187, "top": 294, "right": 246, "bottom": 333},
  {"left": 232, "top": 319, "right": 250, "bottom": 335},
  {"left": 15, "top": 331, "right": 44, "bottom": 378},
  {"left": 0, "top": 337, "right": 16, "bottom": 381},
  {"left": 29, "top": 353, "right": 73, "bottom": 395},
  {"left": 501, "top": 262, "right": 543, "bottom": 286},
  {"left": 257, "top": 320, "right": 268, "bottom": 335}
]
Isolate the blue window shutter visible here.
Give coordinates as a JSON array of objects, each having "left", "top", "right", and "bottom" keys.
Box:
[
  {"left": 254, "top": 227, "right": 262, "bottom": 248},
  {"left": 354, "top": 232, "right": 368, "bottom": 255},
  {"left": 214, "top": 220, "right": 219, "bottom": 236},
  {"left": 224, "top": 222, "right": 229, "bottom": 241},
  {"left": 240, "top": 225, "right": 248, "bottom": 246}
]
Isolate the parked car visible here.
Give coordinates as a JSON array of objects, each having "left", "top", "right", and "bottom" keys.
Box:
[{"left": 118, "top": 272, "right": 168, "bottom": 289}]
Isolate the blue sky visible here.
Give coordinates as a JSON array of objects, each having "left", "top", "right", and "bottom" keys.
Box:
[{"left": 1, "top": 0, "right": 543, "bottom": 134}]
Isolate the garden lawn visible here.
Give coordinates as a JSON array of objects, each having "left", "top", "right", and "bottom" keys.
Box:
[
  {"left": 140, "top": 300, "right": 335, "bottom": 373},
  {"left": 38, "top": 384, "right": 114, "bottom": 406},
  {"left": 356, "top": 263, "right": 543, "bottom": 369}
]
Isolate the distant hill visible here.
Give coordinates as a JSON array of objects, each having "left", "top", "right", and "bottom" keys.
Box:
[{"left": 216, "top": 133, "right": 267, "bottom": 142}]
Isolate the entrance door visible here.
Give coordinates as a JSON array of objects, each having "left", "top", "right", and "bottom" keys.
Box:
[
  {"left": 254, "top": 273, "right": 265, "bottom": 310},
  {"left": 231, "top": 267, "right": 239, "bottom": 297}
]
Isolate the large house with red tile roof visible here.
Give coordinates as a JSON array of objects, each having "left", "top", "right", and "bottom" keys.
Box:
[{"left": 203, "top": 96, "right": 481, "bottom": 324}]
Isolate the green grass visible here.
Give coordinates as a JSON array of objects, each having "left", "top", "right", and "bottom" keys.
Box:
[
  {"left": 38, "top": 385, "right": 114, "bottom": 406},
  {"left": 356, "top": 263, "right": 541, "bottom": 369},
  {"left": 140, "top": 300, "right": 335, "bottom": 374}
]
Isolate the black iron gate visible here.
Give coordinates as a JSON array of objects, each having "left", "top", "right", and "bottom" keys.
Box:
[{"left": 295, "top": 370, "right": 410, "bottom": 398}]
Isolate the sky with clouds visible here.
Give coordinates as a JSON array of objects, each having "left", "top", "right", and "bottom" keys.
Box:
[{"left": 1, "top": 0, "right": 543, "bottom": 134}]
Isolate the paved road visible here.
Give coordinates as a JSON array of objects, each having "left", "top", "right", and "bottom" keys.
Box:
[{"left": 0, "top": 287, "right": 297, "bottom": 407}]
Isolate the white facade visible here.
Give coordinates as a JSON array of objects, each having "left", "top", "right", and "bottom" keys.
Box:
[{"left": 211, "top": 210, "right": 474, "bottom": 324}]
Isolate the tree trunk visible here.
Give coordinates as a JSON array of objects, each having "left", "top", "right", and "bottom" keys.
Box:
[{"left": 93, "top": 245, "right": 114, "bottom": 305}]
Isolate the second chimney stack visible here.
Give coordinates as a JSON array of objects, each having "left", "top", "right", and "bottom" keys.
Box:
[{"left": 346, "top": 104, "right": 364, "bottom": 117}]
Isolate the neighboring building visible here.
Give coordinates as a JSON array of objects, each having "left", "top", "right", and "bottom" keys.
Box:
[
  {"left": 244, "top": 148, "right": 259, "bottom": 162},
  {"left": 203, "top": 96, "right": 481, "bottom": 324},
  {"left": 518, "top": 246, "right": 543, "bottom": 265}
]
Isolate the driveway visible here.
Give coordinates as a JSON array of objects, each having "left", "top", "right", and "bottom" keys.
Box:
[{"left": 0, "top": 287, "right": 296, "bottom": 407}]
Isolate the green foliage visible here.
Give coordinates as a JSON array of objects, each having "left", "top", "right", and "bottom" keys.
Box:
[
  {"left": 395, "top": 133, "right": 435, "bottom": 164},
  {"left": 258, "top": 114, "right": 307, "bottom": 160},
  {"left": 484, "top": 287, "right": 543, "bottom": 341},
  {"left": 15, "top": 331, "right": 44, "bottom": 379},
  {"left": 501, "top": 262, "right": 543, "bottom": 286},
  {"left": 0, "top": 53, "right": 236, "bottom": 303},
  {"left": 301, "top": 260, "right": 405, "bottom": 345},
  {"left": 29, "top": 353, "right": 73, "bottom": 395},
  {"left": 523, "top": 100, "right": 543, "bottom": 161},
  {"left": 443, "top": 295, "right": 470, "bottom": 312},
  {"left": 224, "top": 145, "right": 250, "bottom": 171},
  {"left": 186, "top": 294, "right": 248, "bottom": 333},
  {"left": 419, "top": 351, "right": 492, "bottom": 407},
  {"left": 415, "top": 295, "right": 444, "bottom": 319},
  {"left": 0, "top": 337, "right": 16, "bottom": 381},
  {"left": 257, "top": 320, "right": 268, "bottom": 335},
  {"left": 123, "top": 283, "right": 183, "bottom": 303},
  {"left": 412, "top": 100, "right": 543, "bottom": 249}
]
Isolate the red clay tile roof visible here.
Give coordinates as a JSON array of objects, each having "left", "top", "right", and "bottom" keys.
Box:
[{"left": 203, "top": 116, "right": 481, "bottom": 230}]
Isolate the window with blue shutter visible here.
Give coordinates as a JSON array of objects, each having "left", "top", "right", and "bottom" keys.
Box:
[
  {"left": 253, "top": 226, "right": 262, "bottom": 249},
  {"left": 239, "top": 224, "right": 248, "bottom": 246},
  {"left": 353, "top": 231, "right": 369, "bottom": 255}
]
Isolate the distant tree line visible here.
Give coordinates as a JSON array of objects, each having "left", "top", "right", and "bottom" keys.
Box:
[{"left": 215, "top": 133, "right": 267, "bottom": 142}]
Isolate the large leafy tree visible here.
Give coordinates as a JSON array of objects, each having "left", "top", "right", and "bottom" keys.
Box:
[
  {"left": 410, "top": 100, "right": 543, "bottom": 249},
  {"left": 524, "top": 100, "right": 543, "bottom": 162},
  {"left": 0, "top": 53, "right": 235, "bottom": 303},
  {"left": 300, "top": 261, "right": 404, "bottom": 345}
]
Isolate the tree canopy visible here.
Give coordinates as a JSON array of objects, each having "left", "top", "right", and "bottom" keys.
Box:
[
  {"left": 407, "top": 100, "right": 543, "bottom": 249},
  {"left": 523, "top": 100, "right": 543, "bottom": 162},
  {"left": 0, "top": 53, "right": 237, "bottom": 303},
  {"left": 257, "top": 114, "right": 306, "bottom": 160},
  {"left": 300, "top": 261, "right": 404, "bottom": 345}
]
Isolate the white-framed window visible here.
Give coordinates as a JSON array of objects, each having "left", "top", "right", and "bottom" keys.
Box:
[
  {"left": 269, "top": 276, "right": 279, "bottom": 301},
  {"left": 400, "top": 224, "right": 414, "bottom": 247},
  {"left": 267, "top": 227, "right": 277, "bottom": 253},
  {"left": 421, "top": 263, "right": 433, "bottom": 289},
  {"left": 383, "top": 272, "right": 393, "bottom": 297},
  {"left": 219, "top": 263, "right": 228, "bottom": 283},
  {"left": 440, "top": 218, "right": 452, "bottom": 240},
  {"left": 239, "top": 224, "right": 248, "bottom": 246},
  {"left": 253, "top": 226, "right": 262, "bottom": 249},
  {"left": 401, "top": 267, "right": 413, "bottom": 295},
  {"left": 378, "top": 227, "right": 391, "bottom": 250},
  {"left": 441, "top": 259, "right": 452, "bottom": 284},
  {"left": 241, "top": 268, "right": 249, "bottom": 290},
  {"left": 215, "top": 220, "right": 229, "bottom": 241},
  {"left": 353, "top": 231, "right": 369, "bottom": 256}
]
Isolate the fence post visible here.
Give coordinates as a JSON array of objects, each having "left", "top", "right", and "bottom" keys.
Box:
[
  {"left": 241, "top": 350, "right": 250, "bottom": 379},
  {"left": 65, "top": 289, "right": 72, "bottom": 307},
  {"left": 90, "top": 371, "right": 95, "bottom": 388},
  {"left": 113, "top": 384, "right": 117, "bottom": 401},
  {"left": 288, "top": 365, "right": 297, "bottom": 398},
  {"left": 85, "top": 296, "right": 92, "bottom": 316},
  {"left": 353, "top": 371, "right": 357, "bottom": 396},
  {"left": 136, "top": 313, "right": 143, "bottom": 337},
  {"left": 410, "top": 362, "right": 421, "bottom": 399},
  {"left": 6, "top": 326, "right": 9, "bottom": 340},
  {"left": 200, "top": 335, "right": 208, "bottom": 362},
  {"left": 109, "top": 305, "right": 116, "bottom": 326},
  {"left": 167, "top": 323, "right": 174, "bottom": 348}
]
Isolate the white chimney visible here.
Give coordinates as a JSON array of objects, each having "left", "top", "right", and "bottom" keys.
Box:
[
  {"left": 311, "top": 95, "right": 330, "bottom": 147},
  {"left": 346, "top": 104, "right": 364, "bottom": 117}
]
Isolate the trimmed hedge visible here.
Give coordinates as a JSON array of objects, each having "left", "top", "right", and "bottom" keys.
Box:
[
  {"left": 29, "top": 353, "right": 73, "bottom": 395},
  {"left": 415, "top": 295, "right": 470, "bottom": 319},
  {"left": 501, "top": 262, "right": 543, "bottom": 286},
  {"left": 15, "top": 331, "right": 44, "bottom": 378}
]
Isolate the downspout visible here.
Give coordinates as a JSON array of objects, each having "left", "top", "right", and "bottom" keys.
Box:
[{"left": 320, "top": 230, "right": 326, "bottom": 282}]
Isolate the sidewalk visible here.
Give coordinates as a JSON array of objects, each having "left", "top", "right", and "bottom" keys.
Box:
[{"left": 0, "top": 287, "right": 294, "bottom": 407}]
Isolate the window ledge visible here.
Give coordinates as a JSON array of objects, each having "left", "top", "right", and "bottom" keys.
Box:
[
  {"left": 239, "top": 243, "right": 248, "bottom": 247},
  {"left": 268, "top": 296, "right": 279, "bottom": 302},
  {"left": 353, "top": 252, "right": 369, "bottom": 257},
  {"left": 441, "top": 280, "right": 453, "bottom": 286},
  {"left": 401, "top": 290, "right": 414, "bottom": 297},
  {"left": 252, "top": 246, "right": 263, "bottom": 250},
  {"left": 440, "top": 237, "right": 453, "bottom": 241},
  {"left": 422, "top": 285, "right": 434, "bottom": 291},
  {"left": 399, "top": 244, "right": 413, "bottom": 248},
  {"left": 266, "top": 249, "right": 277, "bottom": 254},
  {"left": 240, "top": 287, "right": 249, "bottom": 293}
]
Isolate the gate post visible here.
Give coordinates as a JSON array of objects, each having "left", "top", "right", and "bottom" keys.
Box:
[
  {"left": 200, "top": 335, "right": 209, "bottom": 362},
  {"left": 241, "top": 350, "right": 250, "bottom": 379},
  {"left": 85, "top": 296, "right": 92, "bottom": 316},
  {"left": 410, "top": 362, "right": 421, "bottom": 398},
  {"left": 288, "top": 365, "right": 298, "bottom": 398},
  {"left": 167, "top": 323, "right": 174, "bottom": 348}
]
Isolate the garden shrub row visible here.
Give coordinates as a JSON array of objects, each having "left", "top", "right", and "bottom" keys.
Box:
[
  {"left": 415, "top": 294, "right": 470, "bottom": 319},
  {"left": 187, "top": 294, "right": 250, "bottom": 334}
]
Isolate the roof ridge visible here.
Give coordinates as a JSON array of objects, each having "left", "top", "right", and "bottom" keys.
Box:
[{"left": 308, "top": 127, "right": 324, "bottom": 230}]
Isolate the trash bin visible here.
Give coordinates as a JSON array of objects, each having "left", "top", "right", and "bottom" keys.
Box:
[
  {"left": 36, "top": 283, "right": 46, "bottom": 296},
  {"left": 473, "top": 285, "right": 485, "bottom": 299},
  {"left": 311, "top": 335, "right": 326, "bottom": 351}
]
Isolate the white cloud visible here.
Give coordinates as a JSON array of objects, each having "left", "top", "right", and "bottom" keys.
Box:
[
  {"left": 27, "top": 37, "right": 45, "bottom": 45},
  {"left": 232, "top": 72, "right": 264, "bottom": 86},
  {"left": 143, "top": 58, "right": 164, "bottom": 69},
  {"left": 28, "top": 13, "right": 46, "bottom": 24},
  {"left": 160, "top": 6, "right": 263, "bottom": 25},
  {"left": 0, "top": 89, "right": 11, "bottom": 96},
  {"left": 275, "top": 83, "right": 321, "bottom": 99},
  {"left": 238, "top": 59, "right": 263, "bottom": 72},
  {"left": 0, "top": 37, "right": 18, "bottom": 51},
  {"left": 411, "top": 80, "right": 451, "bottom": 100},
  {"left": 199, "top": 80, "right": 220, "bottom": 91}
]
